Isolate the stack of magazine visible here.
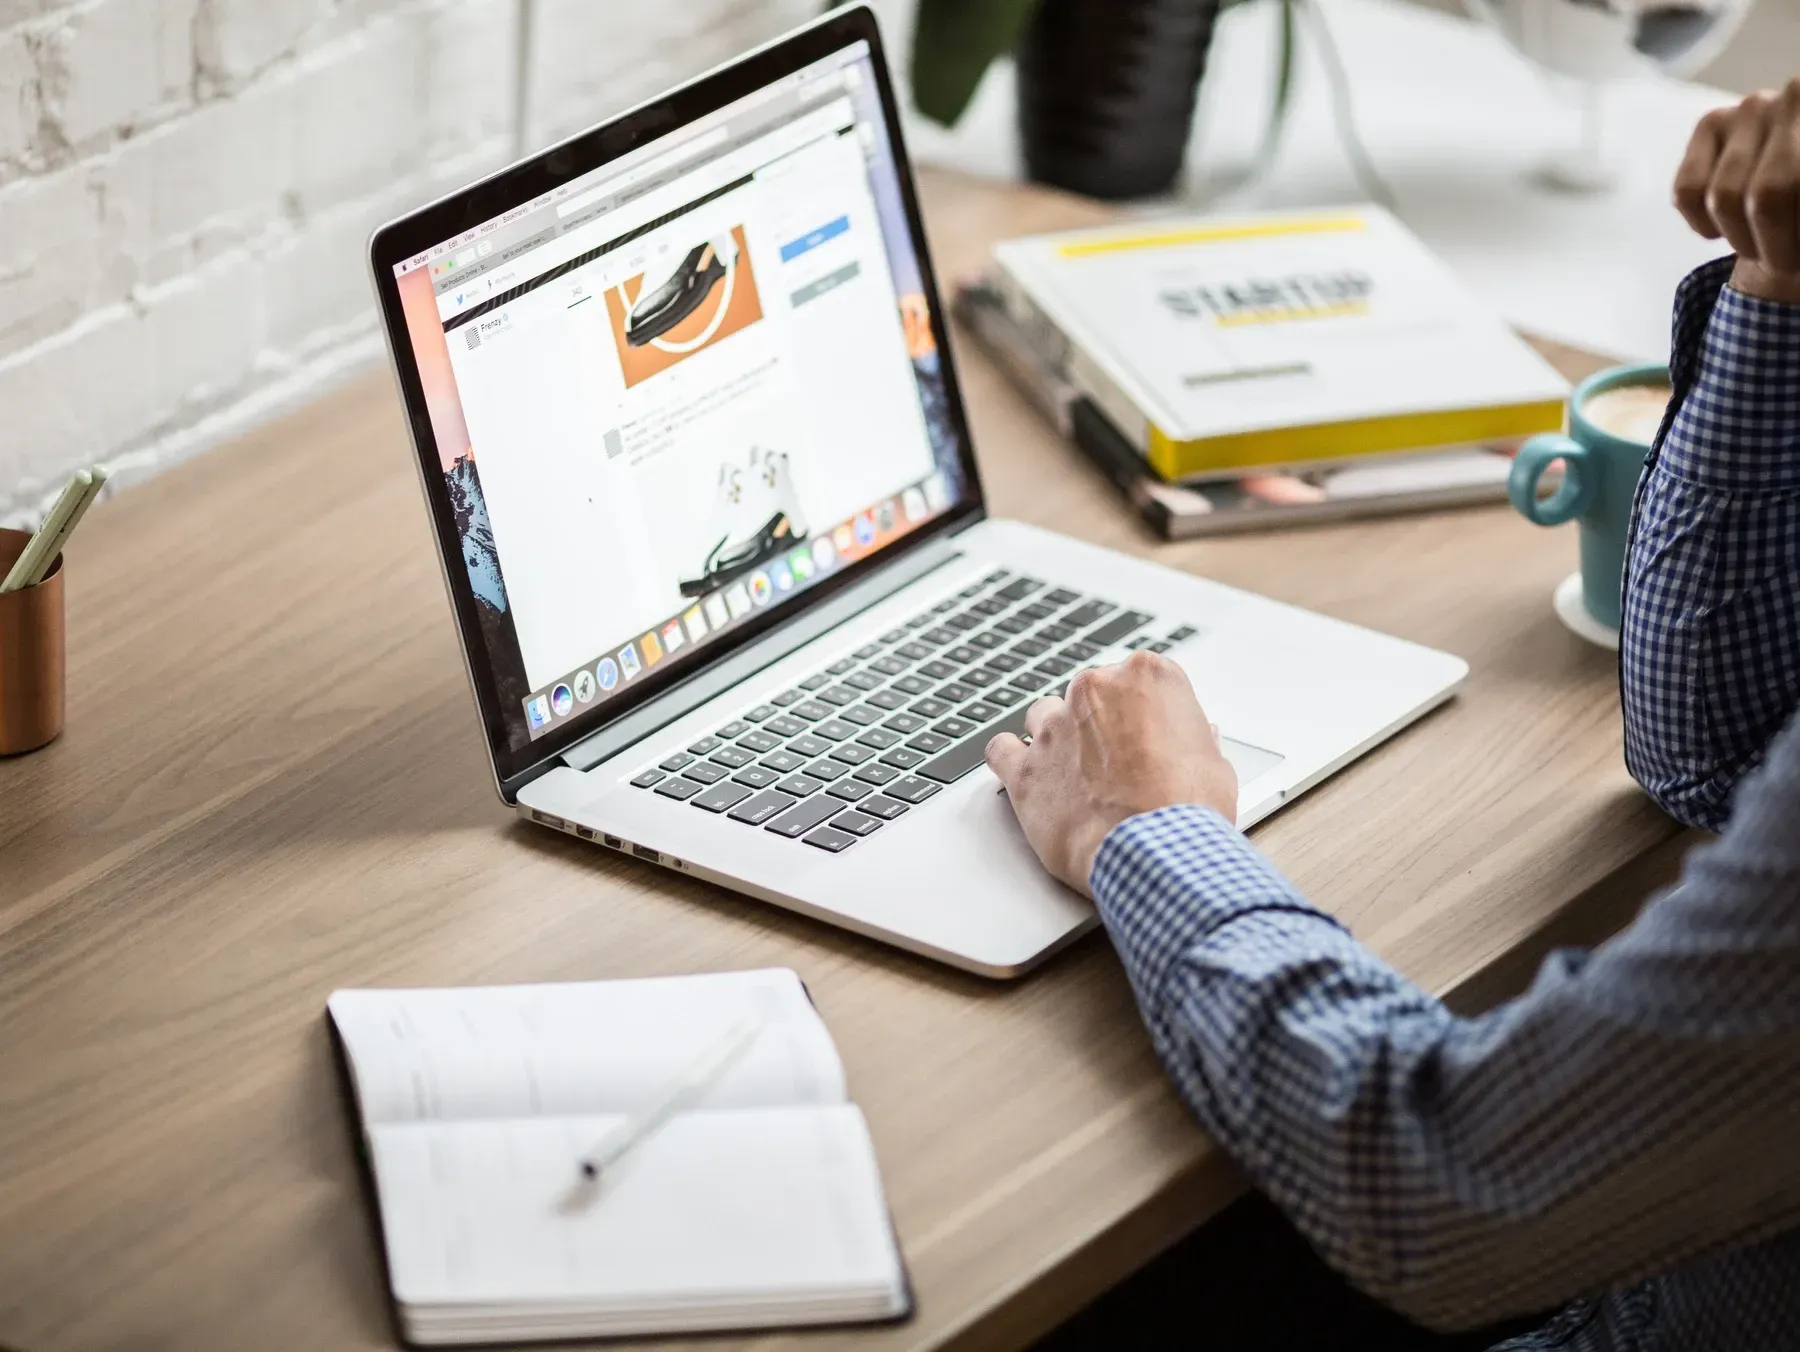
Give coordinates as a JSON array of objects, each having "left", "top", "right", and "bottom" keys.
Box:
[{"left": 955, "top": 206, "right": 1570, "bottom": 539}]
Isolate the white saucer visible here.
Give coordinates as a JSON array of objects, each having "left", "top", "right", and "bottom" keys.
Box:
[{"left": 1554, "top": 571, "right": 1619, "bottom": 650}]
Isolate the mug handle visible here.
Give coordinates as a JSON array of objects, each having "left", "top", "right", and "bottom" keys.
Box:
[{"left": 1508, "top": 434, "right": 1597, "bottom": 526}]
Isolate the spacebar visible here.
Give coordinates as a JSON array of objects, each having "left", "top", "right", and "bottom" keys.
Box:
[{"left": 917, "top": 704, "right": 1034, "bottom": 784}]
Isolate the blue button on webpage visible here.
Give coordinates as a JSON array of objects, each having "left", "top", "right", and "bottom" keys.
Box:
[{"left": 779, "top": 215, "right": 850, "bottom": 263}]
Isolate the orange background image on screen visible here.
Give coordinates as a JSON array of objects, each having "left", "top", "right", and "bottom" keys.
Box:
[{"left": 604, "top": 225, "right": 765, "bottom": 388}]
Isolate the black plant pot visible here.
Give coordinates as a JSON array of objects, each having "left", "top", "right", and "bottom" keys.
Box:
[{"left": 1015, "top": 0, "right": 1224, "bottom": 200}]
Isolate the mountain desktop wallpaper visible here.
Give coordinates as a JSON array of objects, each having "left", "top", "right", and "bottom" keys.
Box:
[{"left": 400, "top": 264, "right": 534, "bottom": 744}]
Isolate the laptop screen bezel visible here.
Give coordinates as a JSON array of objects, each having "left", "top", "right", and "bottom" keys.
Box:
[{"left": 368, "top": 5, "right": 986, "bottom": 794}]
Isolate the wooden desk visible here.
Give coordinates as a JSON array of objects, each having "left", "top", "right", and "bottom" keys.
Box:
[{"left": 0, "top": 171, "right": 1690, "bottom": 1352}]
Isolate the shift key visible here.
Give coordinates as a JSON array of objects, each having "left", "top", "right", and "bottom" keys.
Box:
[
  {"left": 765, "top": 794, "right": 846, "bottom": 838},
  {"left": 917, "top": 703, "right": 1033, "bottom": 783}
]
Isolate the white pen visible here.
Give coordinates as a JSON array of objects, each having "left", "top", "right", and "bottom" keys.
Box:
[
  {"left": 1, "top": 469, "right": 91, "bottom": 594},
  {"left": 577, "top": 1012, "right": 764, "bottom": 1182},
  {"left": 21, "top": 464, "right": 107, "bottom": 590}
]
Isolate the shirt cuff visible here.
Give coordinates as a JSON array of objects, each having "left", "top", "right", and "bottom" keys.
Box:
[
  {"left": 1089, "top": 804, "right": 1345, "bottom": 1001},
  {"left": 1716, "top": 276, "right": 1800, "bottom": 353},
  {"left": 1659, "top": 262, "right": 1800, "bottom": 492}
]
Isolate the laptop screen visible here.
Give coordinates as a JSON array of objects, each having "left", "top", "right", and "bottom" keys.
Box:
[{"left": 387, "top": 35, "right": 972, "bottom": 759}]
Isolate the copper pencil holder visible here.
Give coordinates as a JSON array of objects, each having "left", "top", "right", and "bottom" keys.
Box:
[{"left": 0, "top": 526, "right": 65, "bottom": 755}]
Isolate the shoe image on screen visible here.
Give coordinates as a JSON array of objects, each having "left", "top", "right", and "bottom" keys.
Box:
[
  {"left": 605, "top": 225, "right": 764, "bottom": 388},
  {"left": 624, "top": 234, "right": 738, "bottom": 348},
  {"left": 679, "top": 446, "right": 810, "bottom": 598}
]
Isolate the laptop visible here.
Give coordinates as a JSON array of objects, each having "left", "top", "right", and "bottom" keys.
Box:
[{"left": 368, "top": 5, "right": 1468, "bottom": 978}]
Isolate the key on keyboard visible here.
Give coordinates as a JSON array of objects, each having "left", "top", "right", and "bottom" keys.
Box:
[
  {"left": 729, "top": 790, "right": 795, "bottom": 824},
  {"left": 692, "top": 781, "right": 753, "bottom": 813},
  {"left": 767, "top": 795, "right": 845, "bottom": 838},
  {"left": 885, "top": 777, "right": 940, "bottom": 804},
  {"left": 1084, "top": 611, "right": 1154, "bottom": 647}
]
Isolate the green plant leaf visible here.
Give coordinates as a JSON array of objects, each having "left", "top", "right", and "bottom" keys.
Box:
[{"left": 909, "top": 0, "right": 1044, "bottom": 127}]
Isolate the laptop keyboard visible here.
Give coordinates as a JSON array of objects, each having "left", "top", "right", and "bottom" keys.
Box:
[{"left": 626, "top": 569, "right": 1197, "bottom": 853}]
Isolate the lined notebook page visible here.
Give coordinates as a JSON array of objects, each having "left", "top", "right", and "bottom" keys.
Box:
[
  {"left": 371, "top": 1105, "right": 902, "bottom": 1310},
  {"left": 330, "top": 969, "right": 845, "bottom": 1125}
]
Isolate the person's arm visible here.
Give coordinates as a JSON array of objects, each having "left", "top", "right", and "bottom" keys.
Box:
[
  {"left": 1622, "top": 83, "right": 1800, "bottom": 831},
  {"left": 1094, "top": 729, "right": 1800, "bottom": 1331},
  {"left": 986, "top": 655, "right": 1800, "bottom": 1333}
]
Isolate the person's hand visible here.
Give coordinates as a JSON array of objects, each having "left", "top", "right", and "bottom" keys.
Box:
[
  {"left": 983, "top": 652, "right": 1238, "bottom": 895},
  {"left": 1674, "top": 80, "right": 1800, "bottom": 305}
]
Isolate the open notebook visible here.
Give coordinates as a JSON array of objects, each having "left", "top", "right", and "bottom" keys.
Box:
[{"left": 327, "top": 968, "right": 910, "bottom": 1346}]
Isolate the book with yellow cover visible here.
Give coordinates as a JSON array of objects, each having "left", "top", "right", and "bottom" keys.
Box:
[{"left": 988, "top": 206, "right": 1569, "bottom": 483}]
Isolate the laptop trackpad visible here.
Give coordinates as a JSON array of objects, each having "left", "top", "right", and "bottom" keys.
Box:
[
  {"left": 1220, "top": 736, "right": 1285, "bottom": 786},
  {"left": 980, "top": 735, "right": 1282, "bottom": 790},
  {"left": 984, "top": 734, "right": 1284, "bottom": 829}
]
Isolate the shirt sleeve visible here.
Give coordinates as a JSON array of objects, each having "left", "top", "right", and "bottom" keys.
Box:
[
  {"left": 1090, "top": 714, "right": 1800, "bottom": 1333},
  {"left": 1621, "top": 259, "right": 1800, "bottom": 831}
]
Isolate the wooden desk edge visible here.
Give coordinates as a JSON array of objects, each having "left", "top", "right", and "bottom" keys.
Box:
[{"left": 937, "top": 1153, "right": 1246, "bottom": 1352}]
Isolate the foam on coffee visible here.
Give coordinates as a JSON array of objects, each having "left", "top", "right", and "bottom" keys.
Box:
[{"left": 1581, "top": 382, "right": 1671, "bottom": 446}]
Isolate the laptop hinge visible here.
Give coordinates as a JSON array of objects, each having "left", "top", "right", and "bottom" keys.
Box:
[{"left": 557, "top": 532, "right": 973, "bottom": 774}]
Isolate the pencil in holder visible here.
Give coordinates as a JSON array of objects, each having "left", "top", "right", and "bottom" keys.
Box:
[{"left": 0, "top": 526, "right": 65, "bottom": 755}]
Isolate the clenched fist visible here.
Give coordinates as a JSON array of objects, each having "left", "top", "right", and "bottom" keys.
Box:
[
  {"left": 1674, "top": 80, "right": 1800, "bottom": 304},
  {"left": 984, "top": 651, "right": 1238, "bottom": 895}
]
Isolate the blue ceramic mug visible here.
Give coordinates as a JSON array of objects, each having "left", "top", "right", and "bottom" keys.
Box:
[{"left": 1507, "top": 362, "right": 1670, "bottom": 631}]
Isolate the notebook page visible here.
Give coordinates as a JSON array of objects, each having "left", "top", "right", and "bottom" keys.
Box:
[
  {"left": 329, "top": 969, "right": 845, "bottom": 1126},
  {"left": 370, "top": 1105, "right": 903, "bottom": 1310}
]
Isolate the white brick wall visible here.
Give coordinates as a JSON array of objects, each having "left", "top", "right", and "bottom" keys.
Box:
[{"left": 0, "top": 0, "right": 816, "bottom": 523}]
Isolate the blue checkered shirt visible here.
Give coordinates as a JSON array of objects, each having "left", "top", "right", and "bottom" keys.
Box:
[{"left": 1089, "top": 260, "right": 1800, "bottom": 1350}]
